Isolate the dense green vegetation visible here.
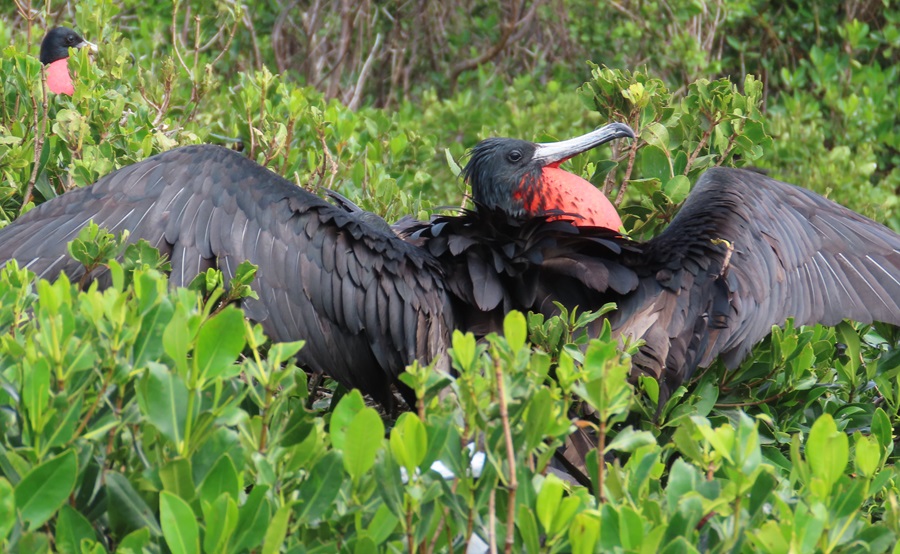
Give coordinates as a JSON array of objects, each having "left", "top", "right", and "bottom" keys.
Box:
[{"left": 1, "top": 0, "right": 900, "bottom": 552}]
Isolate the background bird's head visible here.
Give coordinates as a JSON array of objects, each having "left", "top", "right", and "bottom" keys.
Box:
[
  {"left": 463, "top": 122, "right": 634, "bottom": 230},
  {"left": 40, "top": 27, "right": 95, "bottom": 65}
]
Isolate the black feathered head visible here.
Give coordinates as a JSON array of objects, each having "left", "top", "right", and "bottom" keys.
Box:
[
  {"left": 461, "top": 123, "right": 635, "bottom": 229},
  {"left": 40, "top": 27, "right": 95, "bottom": 65}
]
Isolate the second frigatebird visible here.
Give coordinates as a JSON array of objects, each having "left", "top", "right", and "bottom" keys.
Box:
[{"left": 40, "top": 27, "right": 97, "bottom": 95}]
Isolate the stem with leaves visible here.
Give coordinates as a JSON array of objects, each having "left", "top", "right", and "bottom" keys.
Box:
[
  {"left": 614, "top": 131, "right": 641, "bottom": 207},
  {"left": 596, "top": 419, "right": 607, "bottom": 503},
  {"left": 493, "top": 353, "right": 517, "bottom": 554},
  {"left": 69, "top": 363, "right": 116, "bottom": 447},
  {"left": 684, "top": 115, "right": 723, "bottom": 174},
  {"left": 406, "top": 502, "right": 415, "bottom": 554},
  {"left": 488, "top": 487, "right": 497, "bottom": 554}
]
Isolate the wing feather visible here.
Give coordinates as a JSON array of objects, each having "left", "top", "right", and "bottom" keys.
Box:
[
  {"left": 0, "top": 145, "right": 452, "bottom": 406},
  {"left": 615, "top": 167, "right": 900, "bottom": 401}
]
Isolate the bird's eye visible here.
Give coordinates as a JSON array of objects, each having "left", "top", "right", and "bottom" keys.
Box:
[
  {"left": 66, "top": 36, "right": 76, "bottom": 45},
  {"left": 507, "top": 150, "right": 522, "bottom": 163}
]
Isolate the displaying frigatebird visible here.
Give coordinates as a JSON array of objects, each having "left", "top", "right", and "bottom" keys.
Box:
[
  {"left": 4, "top": 117, "right": 898, "bottom": 407},
  {"left": 0, "top": 123, "right": 634, "bottom": 407},
  {"left": 40, "top": 27, "right": 96, "bottom": 95},
  {"left": 416, "top": 134, "right": 900, "bottom": 404}
]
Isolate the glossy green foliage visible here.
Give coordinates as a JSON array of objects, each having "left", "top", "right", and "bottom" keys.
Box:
[
  {"left": 574, "top": 1, "right": 900, "bottom": 229},
  {"left": 580, "top": 67, "right": 773, "bottom": 237},
  {"left": 1, "top": 254, "right": 897, "bottom": 552}
]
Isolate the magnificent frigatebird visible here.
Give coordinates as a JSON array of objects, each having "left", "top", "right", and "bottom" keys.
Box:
[
  {"left": 413, "top": 135, "right": 900, "bottom": 404},
  {"left": 40, "top": 27, "right": 97, "bottom": 95},
  {"left": 0, "top": 123, "right": 634, "bottom": 407}
]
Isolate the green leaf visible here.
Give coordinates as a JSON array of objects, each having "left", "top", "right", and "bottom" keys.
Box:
[
  {"left": 133, "top": 299, "right": 175, "bottom": 368},
  {"left": 735, "top": 412, "right": 762, "bottom": 475},
  {"left": 617, "top": 505, "right": 645, "bottom": 550},
  {"left": 748, "top": 520, "right": 790, "bottom": 553},
  {"left": 160, "top": 458, "right": 195, "bottom": 503},
  {"left": 199, "top": 454, "right": 240, "bottom": 506},
  {"left": 201, "top": 494, "right": 238, "bottom": 554},
  {"left": 855, "top": 526, "right": 896, "bottom": 554},
  {"left": 15, "top": 449, "right": 77, "bottom": 530},
  {"left": 231, "top": 484, "right": 271, "bottom": 552},
  {"left": 229, "top": 261, "right": 259, "bottom": 301},
  {"left": 638, "top": 145, "right": 672, "bottom": 181},
  {"left": 266, "top": 339, "right": 305, "bottom": 365},
  {"left": 281, "top": 406, "right": 316, "bottom": 448},
  {"left": 13, "top": 531, "right": 50, "bottom": 553},
  {"left": 605, "top": 428, "right": 657, "bottom": 454},
  {"left": 665, "top": 458, "right": 703, "bottom": 512},
  {"left": 297, "top": 452, "right": 344, "bottom": 521},
  {"left": 854, "top": 434, "right": 881, "bottom": 478},
  {"left": 116, "top": 528, "right": 152, "bottom": 554},
  {"left": 871, "top": 408, "right": 893, "bottom": 453},
  {"left": 344, "top": 407, "right": 385, "bottom": 482},
  {"left": 590, "top": 160, "right": 618, "bottom": 181},
  {"left": 46, "top": 393, "right": 83, "bottom": 449},
  {"left": 362, "top": 504, "right": 397, "bottom": 545},
  {"left": 672, "top": 425, "right": 704, "bottom": 464},
  {"left": 262, "top": 504, "right": 292, "bottom": 554},
  {"left": 524, "top": 388, "right": 553, "bottom": 451},
  {"left": 451, "top": 330, "right": 478, "bottom": 372},
  {"left": 692, "top": 416, "right": 734, "bottom": 464},
  {"left": 641, "top": 122, "right": 669, "bottom": 150},
  {"left": 836, "top": 321, "right": 861, "bottom": 377},
  {"left": 55, "top": 504, "right": 95, "bottom": 554},
  {"left": 23, "top": 357, "right": 50, "bottom": 435},
  {"left": 163, "top": 304, "right": 193, "bottom": 376},
  {"left": 194, "top": 306, "right": 246, "bottom": 383},
  {"left": 354, "top": 536, "right": 378, "bottom": 554},
  {"left": 389, "top": 412, "right": 427, "bottom": 476},
  {"left": 551, "top": 496, "right": 583, "bottom": 537},
  {"left": 807, "top": 414, "right": 848, "bottom": 493},
  {"left": 160, "top": 491, "right": 200, "bottom": 554},
  {"left": 517, "top": 505, "right": 541, "bottom": 553},
  {"left": 444, "top": 148, "right": 462, "bottom": 177},
  {"left": 330, "top": 390, "right": 366, "bottom": 451},
  {"left": 536, "top": 474, "right": 565, "bottom": 533},
  {"left": 0, "top": 478, "right": 13, "bottom": 541},
  {"left": 106, "top": 472, "right": 162, "bottom": 538},
  {"left": 830, "top": 477, "right": 868, "bottom": 519},
  {"left": 137, "top": 363, "right": 189, "bottom": 448},
  {"left": 663, "top": 175, "right": 691, "bottom": 204},
  {"left": 575, "top": 339, "right": 632, "bottom": 418},
  {"left": 503, "top": 310, "right": 527, "bottom": 352}
]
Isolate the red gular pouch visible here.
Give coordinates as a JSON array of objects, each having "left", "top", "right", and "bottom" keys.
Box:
[
  {"left": 529, "top": 166, "right": 623, "bottom": 230},
  {"left": 46, "top": 58, "right": 75, "bottom": 95}
]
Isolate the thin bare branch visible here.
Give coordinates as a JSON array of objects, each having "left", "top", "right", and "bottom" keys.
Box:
[
  {"left": 21, "top": 66, "right": 48, "bottom": 212},
  {"left": 448, "top": 1, "right": 529, "bottom": 87},
  {"left": 347, "top": 32, "right": 382, "bottom": 110},
  {"left": 171, "top": 6, "right": 192, "bottom": 74}
]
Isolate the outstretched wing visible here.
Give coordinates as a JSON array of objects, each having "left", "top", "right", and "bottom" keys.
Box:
[
  {"left": 0, "top": 145, "right": 452, "bottom": 405},
  {"left": 612, "top": 167, "right": 900, "bottom": 397}
]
